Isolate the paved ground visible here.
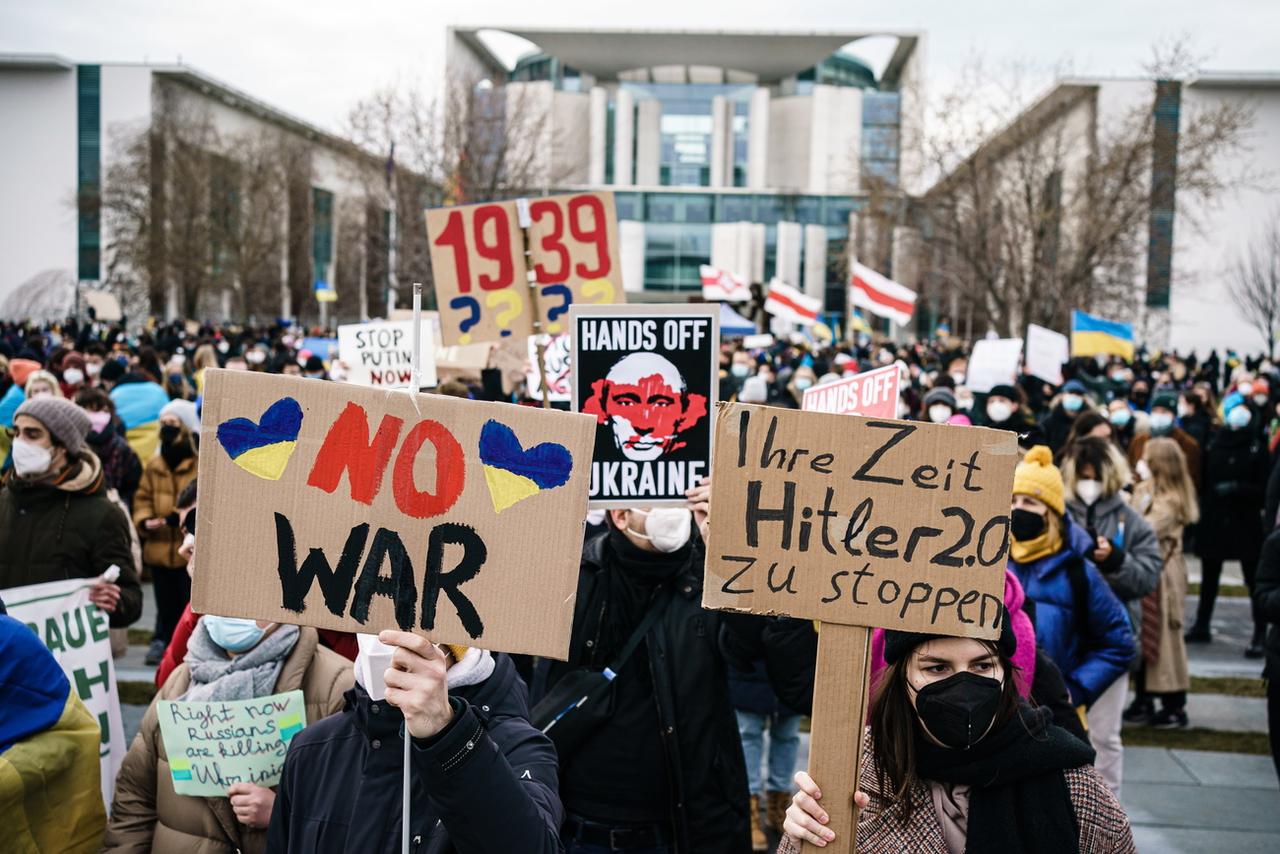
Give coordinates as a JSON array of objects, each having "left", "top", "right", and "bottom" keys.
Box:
[{"left": 118, "top": 561, "right": 1277, "bottom": 851}]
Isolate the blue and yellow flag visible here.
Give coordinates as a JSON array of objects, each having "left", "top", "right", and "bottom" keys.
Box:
[{"left": 1071, "top": 309, "right": 1134, "bottom": 361}]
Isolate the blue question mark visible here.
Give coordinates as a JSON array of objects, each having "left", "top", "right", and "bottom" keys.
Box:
[
  {"left": 450, "top": 296, "right": 481, "bottom": 345},
  {"left": 540, "top": 284, "right": 573, "bottom": 334}
]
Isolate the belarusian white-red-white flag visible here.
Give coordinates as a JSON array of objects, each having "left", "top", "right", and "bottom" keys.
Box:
[
  {"left": 764, "top": 278, "right": 821, "bottom": 326},
  {"left": 850, "top": 262, "right": 917, "bottom": 326},
  {"left": 699, "top": 265, "right": 750, "bottom": 302}
]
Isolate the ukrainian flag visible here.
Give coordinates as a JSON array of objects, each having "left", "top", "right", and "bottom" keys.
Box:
[{"left": 1071, "top": 310, "right": 1134, "bottom": 361}]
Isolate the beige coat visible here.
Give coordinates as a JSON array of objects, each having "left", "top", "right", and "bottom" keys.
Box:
[
  {"left": 133, "top": 453, "right": 197, "bottom": 568},
  {"left": 104, "top": 627, "right": 353, "bottom": 854},
  {"left": 1136, "top": 486, "right": 1191, "bottom": 693}
]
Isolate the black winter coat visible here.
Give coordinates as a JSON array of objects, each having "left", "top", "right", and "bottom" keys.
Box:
[
  {"left": 268, "top": 654, "right": 563, "bottom": 854},
  {"left": 1039, "top": 405, "right": 1077, "bottom": 454},
  {"left": 1253, "top": 530, "right": 1280, "bottom": 679},
  {"left": 1200, "top": 427, "right": 1269, "bottom": 559},
  {"left": 0, "top": 453, "right": 141, "bottom": 627},
  {"left": 537, "top": 531, "right": 751, "bottom": 854}
]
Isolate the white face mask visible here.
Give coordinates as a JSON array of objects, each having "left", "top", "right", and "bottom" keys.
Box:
[
  {"left": 245, "top": 350, "right": 266, "bottom": 365},
  {"left": 928, "top": 404, "right": 952, "bottom": 423},
  {"left": 86, "top": 362, "right": 102, "bottom": 377},
  {"left": 1136, "top": 459, "right": 1152, "bottom": 482},
  {"left": 12, "top": 439, "right": 53, "bottom": 478},
  {"left": 896, "top": 401, "right": 911, "bottom": 419},
  {"left": 628, "top": 507, "right": 693, "bottom": 553},
  {"left": 794, "top": 377, "right": 813, "bottom": 391},
  {"left": 63, "top": 368, "right": 84, "bottom": 386},
  {"left": 986, "top": 401, "right": 1014, "bottom": 423},
  {"left": 1075, "top": 479, "right": 1103, "bottom": 506}
]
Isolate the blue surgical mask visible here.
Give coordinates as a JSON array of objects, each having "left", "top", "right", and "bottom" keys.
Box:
[
  {"left": 1063, "top": 394, "right": 1084, "bottom": 413},
  {"left": 730, "top": 364, "right": 750, "bottom": 378},
  {"left": 1227, "top": 406, "right": 1252, "bottom": 430},
  {"left": 1109, "top": 409, "right": 1132, "bottom": 427},
  {"left": 1149, "top": 412, "right": 1174, "bottom": 434},
  {"left": 204, "top": 615, "right": 268, "bottom": 653}
]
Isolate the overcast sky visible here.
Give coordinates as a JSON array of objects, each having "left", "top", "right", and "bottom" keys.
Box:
[{"left": 4, "top": 0, "right": 1277, "bottom": 135}]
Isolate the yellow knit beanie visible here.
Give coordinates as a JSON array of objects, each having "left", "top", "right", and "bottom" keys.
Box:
[{"left": 1012, "top": 445, "right": 1065, "bottom": 516}]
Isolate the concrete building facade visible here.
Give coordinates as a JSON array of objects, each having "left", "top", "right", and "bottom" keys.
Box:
[
  {"left": 0, "top": 54, "right": 387, "bottom": 323},
  {"left": 445, "top": 28, "right": 925, "bottom": 319}
]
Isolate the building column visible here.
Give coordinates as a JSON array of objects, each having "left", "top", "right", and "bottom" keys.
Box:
[
  {"left": 619, "top": 220, "right": 646, "bottom": 293},
  {"left": 588, "top": 86, "right": 608, "bottom": 185},
  {"left": 710, "top": 95, "right": 733, "bottom": 188},
  {"left": 891, "top": 225, "right": 922, "bottom": 336},
  {"left": 775, "top": 221, "right": 802, "bottom": 287},
  {"left": 747, "top": 87, "right": 770, "bottom": 189},
  {"left": 613, "top": 88, "right": 635, "bottom": 187},
  {"left": 635, "top": 98, "right": 661, "bottom": 186},
  {"left": 803, "top": 224, "right": 828, "bottom": 303}
]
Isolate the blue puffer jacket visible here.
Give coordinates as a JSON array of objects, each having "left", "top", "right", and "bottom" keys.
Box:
[{"left": 1010, "top": 516, "right": 1135, "bottom": 707}]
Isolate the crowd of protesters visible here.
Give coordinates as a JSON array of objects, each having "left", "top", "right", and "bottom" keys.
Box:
[{"left": 2, "top": 313, "right": 1279, "bottom": 852}]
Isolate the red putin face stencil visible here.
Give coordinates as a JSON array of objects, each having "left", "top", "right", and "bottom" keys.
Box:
[{"left": 583, "top": 353, "right": 708, "bottom": 461}]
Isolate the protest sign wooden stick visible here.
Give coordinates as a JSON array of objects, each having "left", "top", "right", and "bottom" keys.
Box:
[
  {"left": 517, "top": 197, "right": 552, "bottom": 410},
  {"left": 803, "top": 624, "right": 873, "bottom": 854}
]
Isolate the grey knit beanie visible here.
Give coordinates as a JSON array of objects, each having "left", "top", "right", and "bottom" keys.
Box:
[{"left": 15, "top": 396, "right": 91, "bottom": 456}]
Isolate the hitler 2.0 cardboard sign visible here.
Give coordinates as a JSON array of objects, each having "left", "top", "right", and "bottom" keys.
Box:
[
  {"left": 703, "top": 403, "right": 1019, "bottom": 637},
  {"left": 570, "top": 304, "right": 719, "bottom": 508},
  {"left": 192, "top": 369, "right": 595, "bottom": 660},
  {"left": 159, "top": 690, "right": 306, "bottom": 796}
]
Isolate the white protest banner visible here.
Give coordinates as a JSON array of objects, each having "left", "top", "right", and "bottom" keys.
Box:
[
  {"left": 158, "top": 690, "right": 307, "bottom": 795},
  {"left": 528, "top": 333, "right": 572, "bottom": 402},
  {"left": 742, "top": 333, "right": 775, "bottom": 350},
  {"left": 1026, "top": 324, "right": 1069, "bottom": 385},
  {"left": 3, "top": 577, "right": 125, "bottom": 807},
  {"left": 338, "top": 320, "right": 438, "bottom": 389},
  {"left": 801, "top": 364, "right": 900, "bottom": 419},
  {"left": 966, "top": 338, "right": 1024, "bottom": 393}
]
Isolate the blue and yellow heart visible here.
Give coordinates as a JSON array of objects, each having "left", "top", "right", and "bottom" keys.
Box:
[
  {"left": 216, "top": 397, "right": 304, "bottom": 481},
  {"left": 478, "top": 419, "right": 573, "bottom": 513}
]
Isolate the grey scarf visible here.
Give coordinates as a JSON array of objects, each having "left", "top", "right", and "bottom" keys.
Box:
[{"left": 180, "top": 621, "right": 300, "bottom": 702}]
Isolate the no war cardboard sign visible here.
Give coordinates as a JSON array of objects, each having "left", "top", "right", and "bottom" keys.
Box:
[{"left": 192, "top": 370, "right": 595, "bottom": 659}]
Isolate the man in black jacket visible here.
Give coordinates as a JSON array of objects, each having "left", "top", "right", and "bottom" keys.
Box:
[
  {"left": 269, "top": 631, "right": 562, "bottom": 853},
  {"left": 0, "top": 396, "right": 141, "bottom": 627},
  {"left": 537, "top": 506, "right": 751, "bottom": 854}
]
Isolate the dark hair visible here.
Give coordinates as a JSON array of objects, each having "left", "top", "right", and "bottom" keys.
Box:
[
  {"left": 176, "top": 479, "right": 198, "bottom": 510},
  {"left": 869, "top": 639, "right": 1020, "bottom": 822},
  {"left": 74, "top": 386, "right": 114, "bottom": 414}
]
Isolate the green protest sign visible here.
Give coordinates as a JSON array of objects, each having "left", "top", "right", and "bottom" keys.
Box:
[{"left": 157, "top": 689, "right": 307, "bottom": 796}]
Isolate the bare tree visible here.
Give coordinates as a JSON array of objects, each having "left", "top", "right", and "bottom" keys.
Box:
[
  {"left": 1229, "top": 211, "right": 1280, "bottom": 358},
  {"left": 344, "top": 76, "right": 566, "bottom": 310},
  {"left": 920, "top": 48, "right": 1253, "bottom": 337}
]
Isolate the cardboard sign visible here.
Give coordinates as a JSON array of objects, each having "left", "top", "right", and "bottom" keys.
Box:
[
  {"left": 427, "top": 192, "right": 623, "bottom": 347},
  {"left": 966, "top": 338, "right": 1024, "bottom": 393},
  {"left": 192, "top": 369, "right": 595, "bottom": 660},
  {"left": 528, "top": 333, "right": 572, "bottom": 402},
  {"left": 801, "top": 364, "right": 900, "bottom": 419},
  {"left": 570, "top": 304, "right": 719, "bottom": 508},
  {"left": 1026, "top": 323, "right": 1069, "bottom": 385},
  {"left": 338, "top": 320, "right": 438, "bottom": 389},
  {"left": 3, "top": 577, "right": 126, "bottom": 808},
  {"left": 703, "top": 403, "right": 1018, "bottom": 635},
  {"left": 158, "top": 690, "right": 307, "bottom": 796}
]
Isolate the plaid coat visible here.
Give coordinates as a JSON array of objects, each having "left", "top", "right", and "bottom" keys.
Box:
[{"left": 777, "top": 733, "right": 1135, "bottom": 854}]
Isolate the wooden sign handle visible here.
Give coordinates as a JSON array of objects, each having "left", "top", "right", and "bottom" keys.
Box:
[{"left": 802, "top": 623, "right": 873, "bottom": 854}]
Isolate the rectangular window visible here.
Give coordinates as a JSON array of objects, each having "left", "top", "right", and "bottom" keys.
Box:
[
  {"left": 861, "top": 91, "right": 901, "bottom": 190},
  {"left": 312, "top": 188, "right": 334, "bottom": 287},
  {"left": 77, "top": 65, "right": 101, "bottom": 282}
]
